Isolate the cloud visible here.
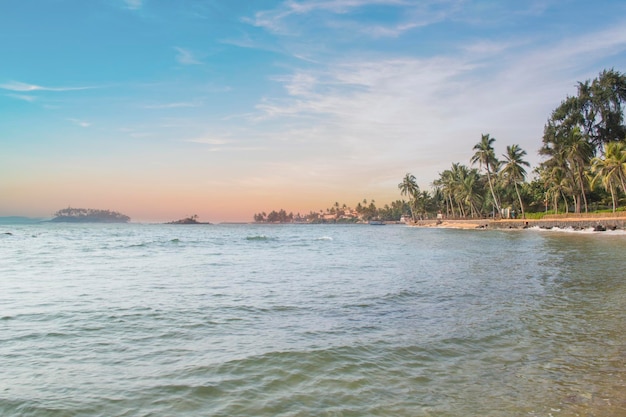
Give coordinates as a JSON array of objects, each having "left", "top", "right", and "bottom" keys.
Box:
[
  {"left": 68, "top": 119, "right": 92, "bottom": 128},
  {"left": 124, "top": 0, "right": 143, "bottom": 10},
  {"left": 247, "top": 0, "right": 459, "bottom": 37},
  {"left": 144, "top": 101, "right": 202, "bottom": 109},
  {"left": 251, "top": 21, "right": 626, "bottom": 187},
  {"left": 185, "top": 137, "right": 231, "bottom": 146},
  {"left": 174, "top": 47, "right": 202, "bottom": 65},
  {"left": 0, "top": 81, "right": 93, "bottom": 92},
  {"left": 5, "top": 94, "right": 36, "bottom": 102},
  {"left": 286, "top": 0, "right": 412, "bottom": 14}
]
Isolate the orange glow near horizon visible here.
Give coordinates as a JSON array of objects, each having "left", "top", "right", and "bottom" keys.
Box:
[{"left": 0, "top": 178, "right": 403, "bottom": 223}]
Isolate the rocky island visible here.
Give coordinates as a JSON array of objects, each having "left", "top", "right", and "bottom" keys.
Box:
[{"left": 51, "top": 207, "right": 131, "bottom": 223}]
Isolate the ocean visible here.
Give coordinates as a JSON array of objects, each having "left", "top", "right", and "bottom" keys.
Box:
[{"left": 1, "top": 223, "right": 625, "bottom": 416}]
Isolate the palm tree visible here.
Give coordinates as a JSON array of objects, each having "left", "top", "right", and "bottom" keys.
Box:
[
  {"left": 540, "top": 125, "right": 591, "bottom": 213},
  {"left": 471, "top": 134, "right": 501, "bottom": 216},
  {"left": 590, "top": 142, "right": 626, "bottom": 212},
  {"left": 562, "top": 128, "right": 593, "bottom": 213},
  {"left": 460, "top": 168, "right": 483, "bottom": 218},
  {"left": 398, "top": 173, "right": 420, "bottom": 221},
  {"left": 501, "top": 145, "right": 530, "bottom": 218},
  {"left": 433, "top": 168, "right": 456, "bottom": 218}
]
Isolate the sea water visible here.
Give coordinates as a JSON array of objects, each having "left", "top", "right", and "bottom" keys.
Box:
[{"left": 1, "top": 223, "right": 625, "bottom": 416}]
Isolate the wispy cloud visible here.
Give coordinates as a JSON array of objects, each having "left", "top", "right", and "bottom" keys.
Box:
[
  {"left": 174, "top": 47, "right": 202, "bottom": 65},
  {"left": 144, "top": 101, "right": 202, "bottom": 109},
  {"left": 247, "top": 0, "right": 459, "bottom": 37},
  {"left": 287, "top": 0, "right": 412, "bottom": 14},
  {"left": 184, "top": 135, "right": 266, "bottom": 153},
  {"left": 252, "top": 21, "right": 626, "bottom": 184},
  {"left": 68, "top": 118, "right": 92, "bottom": 128},
  {"left": 219, "top": 33, "right": 284, "bottom": 55},
  {"left": 5, "top": 94, "right": 37, "bottom": 102},
  {"left": 462, "top": 40, "right": 521, "bottom": 56},
  {"left": 185, "top": 137, "right": 231, "bottom": 146},
  {"left": 124, "top": 0, "right": 142, "bottom": 10},
  {"left": 0, "top": 81, "right": 93, "bottom": 92}
]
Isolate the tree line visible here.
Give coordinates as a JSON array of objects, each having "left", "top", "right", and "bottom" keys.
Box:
[
  {"left": 400, "top": 69, "right": 626, "bottom": 220},
  {"left": 253, "top": 200, "right": 414, "bottom": 223},
  {"left": 254, "top": 69, "right": 626, "bottom": 223},
  {"left": 52, "top": 207, "right": 131, "bottom": 223}
]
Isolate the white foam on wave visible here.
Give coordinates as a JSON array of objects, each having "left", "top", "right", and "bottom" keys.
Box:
[{"left": 315, "top": 236, "right": 333, "bottom": 241}]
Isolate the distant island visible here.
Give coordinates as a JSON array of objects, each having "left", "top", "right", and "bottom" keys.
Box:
[
  {"left": 51, "top": 207, "right": 130, "bottom": 223},
  {"left": 166, "top": 215, "right": 211, "bottom": 225}
]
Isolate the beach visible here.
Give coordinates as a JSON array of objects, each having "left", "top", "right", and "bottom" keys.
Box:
[{"left": 410, "top": 214, "right": 626, "bottom": 230}]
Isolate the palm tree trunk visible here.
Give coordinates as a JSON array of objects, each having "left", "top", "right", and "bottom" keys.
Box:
[
  {"left": 610, "top": 183, "right": 616, "bottom": 213},
  {"left": 457, "top": 201, "right": 465, "bottom": 218},
  {"left": 578, "top": 172, "right": 589, "bottom": 213},
  {"left": 472, "top": 202, "right": 479, "bottom": 218},
  {"left": 578, "top": 170, "right": 588, "bottom": 213},
  {"left": 514, "top": 182, "right": 525, "bottom": 219},
  {"left": 553, "top": 193, "right": 558, "bottom": 213},
  {"left": 486, "top": 170, "right": 501, "bottom": 215},
  {"left": 449, "top": 195, "right": 455, "bottom": 217}
]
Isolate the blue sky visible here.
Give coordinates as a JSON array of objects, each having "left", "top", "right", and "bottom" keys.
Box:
[{"left": 1, "top": 0, "right": 626, "bottom": 221}]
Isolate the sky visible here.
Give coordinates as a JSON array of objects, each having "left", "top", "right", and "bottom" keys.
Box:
[{"left": 1, "top": 0, "right": 626, "bottom": 222}]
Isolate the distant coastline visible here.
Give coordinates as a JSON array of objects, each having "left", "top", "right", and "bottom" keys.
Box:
[
  {"left": 50, "top": 207, "right": 130, "bottom": 223},
  {"left": 0, "top": 216, "right": 45, "bottom": 224}
]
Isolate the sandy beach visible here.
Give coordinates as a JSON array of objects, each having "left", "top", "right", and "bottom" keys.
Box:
[{"left": 409, "top": 219, "right": 489, "bottom": 229}]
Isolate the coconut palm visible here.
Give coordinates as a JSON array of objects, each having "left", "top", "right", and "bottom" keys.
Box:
[
  {"left": 561, "top": 127, "right": 593, "bottom": 212},
  {"left": 441, "top": 163, "right": 478, "bottom": 218},
  {"left": 460, "top": 168, "right": 483, "bottom": 218},
  {"left": 471, "top": 134, "right": 501, "bottom": 215},
  {"left": 590, "top": 142, "right": 626, "bottom": 212},
  {"left": 501, "top": 145, "right": 530, "bottom": 218},
  {"left": 398, "top": 173, "right": 420, "bottom": 221},
  {"left": 434, "top": 167, "right": 458, "bottom": 218},
  {"left": 540, "top": 125, "right": 594, "bottom": 214}
]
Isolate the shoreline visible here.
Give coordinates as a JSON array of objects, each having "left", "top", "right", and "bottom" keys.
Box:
[{"left": 409, "top": 216, "right": 626, "bottom": 231}]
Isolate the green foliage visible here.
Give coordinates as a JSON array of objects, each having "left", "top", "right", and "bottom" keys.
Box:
[
  {"left": 52, "top": 207, "right": 130, "bottom": 223},
  {"left": 168, "top": 214, "right": 202, "bottom": 224},
  {"left": 251, "top": 70, "right": 626, "bottom": 221},
  {"left": 539, "top": 69, "right": 626, "bottom": 214},
  {"left": 253, "top": 199, "right": 414, "bottom": 223},
  {"left": 253, "top": 209, "right": 294, "bottom": 223},
  {"left": 522, "top": 212, "right": 548, "bottom": 220}
]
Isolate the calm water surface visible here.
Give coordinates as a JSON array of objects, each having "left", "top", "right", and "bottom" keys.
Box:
[{"left": 1, "top": 223, "right": 625, "bottom": 416}]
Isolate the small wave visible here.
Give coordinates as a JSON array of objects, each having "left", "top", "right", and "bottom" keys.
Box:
[
  {"left": 380, "top": 289, "right": 420, "bottom": 301},
  {"left": 127, "top": 238, "right": 183, "bottom": 248},
  {"left": 246, "top": 235, "right": 277, "bottom": 241},
  {"left": 128, "top": 242, "right": 148, "bottom": 248},
  {"left": 315, "top": 236, "right": 333, "bottom": 241}
]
